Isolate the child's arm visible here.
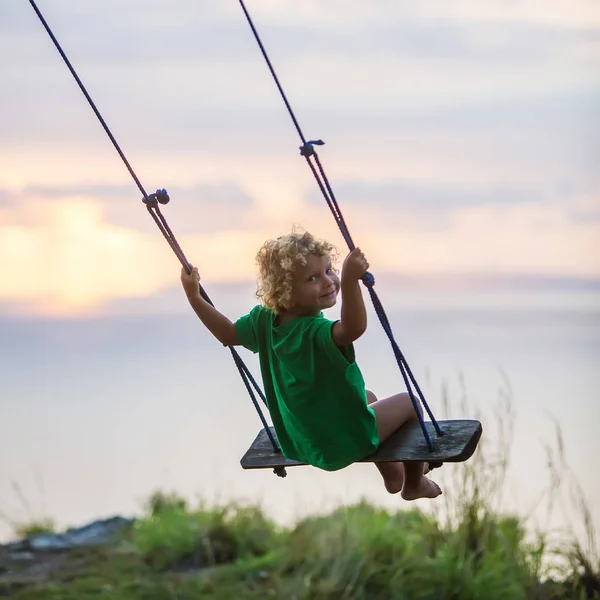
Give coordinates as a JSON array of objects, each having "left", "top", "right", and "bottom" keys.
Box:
[
  {"left": 181, "top": 266, "right": 240, "bottom": 346},
  {"left": 332, "top": 249, "right": 369, "bottom": 347}
]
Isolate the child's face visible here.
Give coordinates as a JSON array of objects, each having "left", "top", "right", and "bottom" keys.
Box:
[{"left": 288, "top": 253, "right": 340, "bottom": 315}]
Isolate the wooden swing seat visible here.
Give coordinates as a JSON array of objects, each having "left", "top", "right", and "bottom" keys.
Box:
[{"left": 240, "top": 419, "right": 483, "bottom": 471}]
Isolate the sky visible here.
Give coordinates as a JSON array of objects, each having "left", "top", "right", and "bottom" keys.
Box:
[
  {"left": 0, "top": 0, "right": 599, "bottom": 545},
  {"left": 0, "top": 0, "right": 598, "bottom": 318}
]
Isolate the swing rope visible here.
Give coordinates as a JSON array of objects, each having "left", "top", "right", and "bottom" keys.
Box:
[
  {"left": 238, "top": 0, "right": 443, "bottom": 449},
  {"left": 27, "top": 0, "right": 286, "bottom": 473}
]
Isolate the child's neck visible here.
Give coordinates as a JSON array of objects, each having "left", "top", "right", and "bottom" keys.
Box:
[{"left": 276, "top": 306, "right": 320, "bottom": 325}]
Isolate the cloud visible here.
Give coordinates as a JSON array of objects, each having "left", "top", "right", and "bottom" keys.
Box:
[
  {"left": 0, "top": 190, "right": 274, "bottom": 317},
  {"left": 1, "top": 184, "right": 598, "bottom": 319},
  {"left": 209, "top": 0, "right": 600, "bottom": 31},
  {"left": 310, "top": 180, "right": 545, "bottom": 209},
  {"left": 22, "top": 184, "right": 133, "bottom": 203},
  {"left": 19, "top": 182, "right": 258, "bottom": 234},
  {"left": 0, "top": 199, "right": 171, "bottom": 316},
  {"left": 3, "top": 1, "right": 597, "bottom": 103},
  {"left": 0, "top": 189, "right": 16, "bottom": 208},
  {"left": 568, "top": 193, "right": 600, "bottom": 224},
  {"left": 0, "top": 0, "right": 598, "bottom": 318},
  {"left": 403, "top": 0, "right": 600, "bottom": 30},
  {"left": 305, "top": 178, "right": 600, "bottom": 231},
  {"left": 251, "top": 18, "right": 600, "bottom": 67},
  {"left": 6, "top": 0, "right": 596, "bottom": 66},
  {"left": 351, "top": 203, "right": 600, "bottom": 280},
  {"left": 2, "top": 0, "right": 597, "bottom": 181}
]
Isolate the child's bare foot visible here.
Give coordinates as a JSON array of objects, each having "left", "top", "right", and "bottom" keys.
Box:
[
  {"left": 401, "top": 476, "right": 442, "bottom": 501},
  {"left": 384, "top": 476, "right": 403, "bottom": 494},
  {"left": 382, "top": 463, "right": 432, "bottom": 495}
]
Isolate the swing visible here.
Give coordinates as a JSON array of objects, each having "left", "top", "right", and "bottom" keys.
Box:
[
  {"left": 28, "top": 0, "right": 483, "bottom": 478},
  {"left": 241, "top": 421, "right": 482, "bottom": 473}
]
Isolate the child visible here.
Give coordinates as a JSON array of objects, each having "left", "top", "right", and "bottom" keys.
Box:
[{"left": 181, "top": 230, "right": 441, "bottom": 500}]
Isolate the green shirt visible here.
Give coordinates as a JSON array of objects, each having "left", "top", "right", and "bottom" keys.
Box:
[{"left": 235, "top": 305, "right": 379, "bottom": 471}]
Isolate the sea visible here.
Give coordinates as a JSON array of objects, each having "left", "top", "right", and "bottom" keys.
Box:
[{"left": 0, "top": 284, "right": 598, "bottom": 550}]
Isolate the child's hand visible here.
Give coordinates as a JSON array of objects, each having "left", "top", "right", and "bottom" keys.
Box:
[
  {"left": 181, "top": 265, "right": 201, "bottom": 299},
  {"left": 342, "top": 248, "right": 370, "bottom": 283}
]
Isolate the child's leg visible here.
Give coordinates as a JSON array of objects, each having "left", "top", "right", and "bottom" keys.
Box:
[
  {"left": 366, "top": 391, "right": 405, "bottom": 494},
  {"left": 368, "top": 390, "right": 442, "bottom": 500}
]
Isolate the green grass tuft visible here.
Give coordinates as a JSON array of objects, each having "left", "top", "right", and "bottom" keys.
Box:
[
  {"left": 130, "top": 500, "right": 280, "bottom": 572},
  {"left": 12, "top": 518, "right": 56, "bottom": 540}
]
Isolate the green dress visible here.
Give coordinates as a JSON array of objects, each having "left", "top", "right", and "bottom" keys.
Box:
[{"left": 235, "top": 305, "right": 379, "bottom": 471}]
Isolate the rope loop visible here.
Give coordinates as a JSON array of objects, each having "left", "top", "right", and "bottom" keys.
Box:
[
  {"left": 299, "top": 139, "right": 324, "bottom": 157},
  {"left": 142, "top": 188, "right": 170, "bottom": 209}
]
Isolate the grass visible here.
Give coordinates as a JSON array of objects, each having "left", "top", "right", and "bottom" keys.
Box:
[
  {"left": 0, "top": 480, "right": 56, "bottom": 540},
  {"left": 1, "top": 378, "right": 598, "bottom": 599},
  {"left": 131, "top": 493, "right": 279, "bottom": 571}
]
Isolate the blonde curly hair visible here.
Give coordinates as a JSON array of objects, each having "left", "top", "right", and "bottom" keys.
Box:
[{"left": 256, "top": 230, "right": 339, "bottom": 313}]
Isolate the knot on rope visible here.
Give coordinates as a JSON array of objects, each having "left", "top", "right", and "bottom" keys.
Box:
[
  {"left": 142, "top": 188, "right": 170, "bottom": 208},
  {"left": 361, "top": 271, "right": 375, "bottom": 288},
  {"left": 299, "top": 139, "right": 324, "bottom": 157},
  {"left": 273, "top": 467, "right": 287, "bottom": 478}
]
